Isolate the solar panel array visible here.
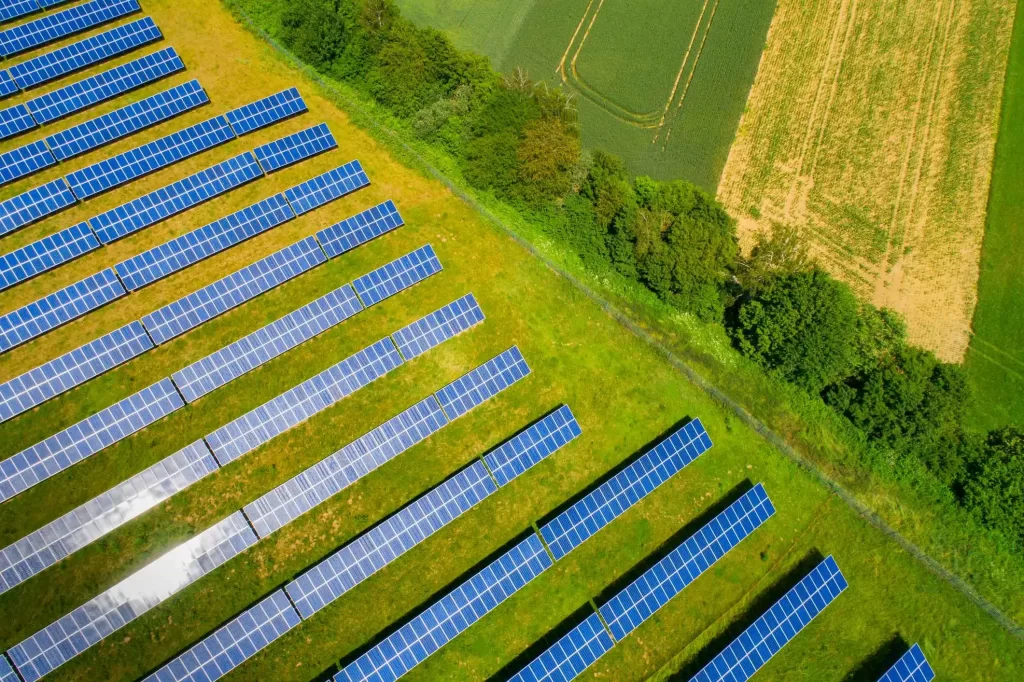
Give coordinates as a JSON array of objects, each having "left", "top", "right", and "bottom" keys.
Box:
[
  {"left": 392, "top": 293, "right": 483, "bottom": 360},
  {"left": 0, "top": 176, "right": 76, "bottom": 236},
  {"left": 507, "top": 613, "right": 614, "bottom": 682},
  {"left": 353, "top": 244, "right": 442, "bottom": 307},
  {"left": 0, "top": 220, "right": 98, "bottom": 291},
  {"left": 688, "top": 556, "right": 848, "bottom": 682},
  {"left": 435, "top": 345, "right": 531, "bottom": 419},
  {"left": 316, "top": 199, "right": 403, "bottom": 259},
  {"left": 0, "top": 320, "right": 151, "bottom": 421},
  {"left": 0, "top": 70, "right": 18, "bottom": 97},
  {"left": 540, "top": 418, "right": 712, "bottom": 561},
  {"left": 0, "top": 102, "right": 36, "bottom": 139},
  {"left": 0, "top": 139, "right": 55, "bottom": 184},
  {"left": 0, "top": 441, "right": 217, "bottom": 594},
  {"left": 0, "top": 657, "right": 17, "bottom": 682},
  {"left": 878, "top": 645, "right": 935, "bottom": 682},
  {"left": 205, "top": 337, "right": 403, "bottom": 466},
  {"left": 0, "top": 378, "right": 183, "bottom": 502},
  {"left": 225, "top": 87, "right": 306, "bottom": 136},
  {"left": 0, "top": 0, "right": 140, "bottom": 58},
  {"left": 9, "top": 512, "right": 257, "bottom": 682},
  {"left": 483, "top": 405, "right": 581, "bottom": 486},
  {"left": 0, "top": 268, "right": 124, "bottom": 354},
  {"left": 283, "top": 160, "right": 369, "bottom": 215},
  {"left": 253, "top": 122, "right": 336, "bottom": 172},
  {"left": 0, "top": 0, "right": 41, "bottom": 24},
  {"left": 141, "top": 236, "right": 325, "bottom": 345}
]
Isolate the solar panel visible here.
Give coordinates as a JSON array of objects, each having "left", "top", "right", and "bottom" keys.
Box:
[
  {"left": 435, "top": 345, "right": 531, "bottom": 420},
  {"left": 0, "top": 102, "right": 37, "bottom": 139},
  {"left": 392, "top": 293, "right": 483, "bottom": 360},
  {"left": 283, "top": 160, "right": 369, "bottom": 215},
  {"left": 0, "top": 69, "right": 18, "bottom": 97},
  {"left": 352, "top": 244, "right": 442, "bottom": 307},
  {"left": 0, "top": 658, "right": 16, "bottom": 682},
  {"left": 0, "top": 441, "right": 216, "bottom": 594},
  {"left": 335, "top": 534, "right": 553, "bottom": 682},
  {"left": 540, "top": 419, "right": 711, "bottom": 561},
  {"left": 878, "top": 644, "right": 935, "bottom": 682},
  {"left": 9, "top": 17, "right": 162, "bottom": 90},
  {"left": 46, "top": 78, "right": 209, "bottom": 162},
  {"left": 688, "top": 556, "right": 848, "bottom": 682},
  {"left": 205, "top": 337, "right": 403, "bottom": 466},
  {"left": 0, "top": 319, "right": 152, "bottom": 422},
  {"left": 484, "top": 405, "right": 581, "bottom": 486},
  {"left": 116, "top": 193, "right": 296, "bottom": 291},
  {"left": 142, "top": 589, "right": 301, "bottom": 682},
  {"left": 36, "top": 0, "right": 73, "bottom": 7},
  {"left": 225, "top": 86, "right": 306, "bottom": 136},
  {"left": 253, "top": 122, "right": 337, "bottom": 173},
  {"left": 141, "top": 236, "right": 326, "bottom": 345},
  {"left": 599, "top": 484, "right": 775, "bottom": 641},
  {"left": 0, "top": 139, "right": 56, "bottom": 185},
  {"left": 26, "top": 46, "right": 185, "bottom": 125},
  {"left": 0, "top": 268, "right": 125, "bottom": 354},
  {"left": 90, "top": 151, "right": 263, "bottom": 244},
  {"left": 507, "top": 613, "right": 614, "bottom": 682},
  {"left": 0, "top": 221, "right": 100, "bottom": 291},
  {"left": 0, "top": 377, "right": 182, "bottom": 502},
  {"left": 172, "top": 283, "right": 363, "bottom": 403},
  {"left": 9, "top": 511, "right": 256, "bottom": 682},
  {"left": 316, "top": 199, "right": 404, "bottom": 259},
  {"left": 0, "top": 0, "right": 40, "bottom": 24},
  {"left": 0, "top": 0, "right": 140, "bottom": 58},
  {"left": 0, "top": 176, "right": 76, "bottom": 237}
]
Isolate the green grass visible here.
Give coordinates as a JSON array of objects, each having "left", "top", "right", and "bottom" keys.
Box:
[{"left": 965, "top": 3, "right": 1024, "bottom": 430}]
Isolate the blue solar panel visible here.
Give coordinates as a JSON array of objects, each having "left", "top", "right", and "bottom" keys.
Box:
[
  {"left": 36, "top": 0, "right": 73, "bottom": 7},
  {"left": 9, "top": 512, "right": 256, "bottom": 682},
  {"left": 0, "top": 377, "right": 183, "bottom": 502},
  {"left": 283, "top": 160, "right": 369, "bottom": 215},
  {"left": 0, "top": 656, "right": 17, "bottom": 682},
  {"left": 484, "top": 405, "right": 581, "bottom": 486},
  {"left": 225, "top": 86, "right": 306, "bottom": 136},
  {"left": 0, "top": 440, "right": 216, "bottom": 594},
  {"left": 335, "top": 534, "right": 553, "bottom": 682},
  {"left": 116, "top": 193, "right": 295, "bottom": 291},
  {"left": 507, "top": 613, "right": 614, "bottom": 682},
  {"left": 0, "top": 0, "right": 40, "bottom": 24},
  {"left": 0, "top": 69, "right": 18, "bottom": 97},
  {"left": 253, "top": 122, "right": 337, "bottom": 172},
  {"left": 26, "top": 46, "right": 185, "bottom": 125},
  {"left": 316, "top": 199, "right": 404, "bottom": 259},
  {"left": 143, "top": 589, "right": 301, "bottom": 682},
  {"left": 435, "top": 345, "right": 531, "bottom": 420},
  {"left": 0, "top": 268, "right": 125, "bottom": 354},
  {"left": 9, "top": 16, "right": 161, "bottom": 90},
  {"left": 0, "top": 0, "right": 140, "bottom": 58},
  {"left": 46, "top": 78, "right": 209, "bottom": 162},
  {"left": 689, "top": 556, "right": 848, "bottom": 682},
  {"left": 141, "top": 236, "right": 325, "bottom": 345},
  {"left": 0, "top": 176, "right": 76, "bottom": 236},
  {"left": 392, "top": 293, "right": 484, "bottom": 360},
  {"left": 0, "top": 222, "right": 99, "bottom": 292},
  {"left": 205, "top": 337, "right": 403, "bottom": 466},
  {"left": 90, "top": 151, "right": 263, "bottom": 244},
  {"left": 540, "top": 419, "right": 711, "bottom": 561},
  {"left": 352, "top": 244, "right": 442, "bottom": 307},
  {"left": 0, "top": 139, "right": 56, "bottom": 185},
  {"left": 878, "top": 644, "right": 935, "bottom": 682},
  {"left": 172, "top": 283, "right": 363, "bottom": 403},
  {"left": 0, "top": 319, "right": 151, "bottom": 422},
  {"left": 0, "top": 102, "right": 36, "bottom": 139}
]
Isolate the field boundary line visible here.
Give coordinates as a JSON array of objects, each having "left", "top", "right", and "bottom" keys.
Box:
[
  {"left": 658, "top": 0, "right": 722, "bottom": 148},
  {"left": 227, "top": 3, "right": 1024, "bottom": 643},
  {"left": 652, "top": 0, "right": 713, "bottom": 142}
]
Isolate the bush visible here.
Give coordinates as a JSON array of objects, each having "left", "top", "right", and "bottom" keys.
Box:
[
  {"left": 965, "top": 428, "right": 1024, "bottom": 543},
  {"left": 280, "top": 0, "right": 347, "bottom": 71}
]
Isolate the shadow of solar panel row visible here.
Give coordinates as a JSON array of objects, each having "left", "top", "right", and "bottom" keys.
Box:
[
  {"left": 284, "top": 160, "right": 369, "bottom": 215},
  {"left": 507, "top": 612, "right": 613, "bottom": 682},
  {"left": 0, "top": 221, "right": 98, "bottom": 292},
  {"left": 91, "top": 150, "right": 262, "bottom": 243},
  {"left": 27, "top": 46, "right": 184, "bottom": 126},
  {"left": 689, "top": 556, "right": 848, "bottom": 682},
  {"left": 0, "top": 0, "right": 139, "bottom": 58},
  {"left": 316, "top": 199, "right": 403, "bottom": 259},
  {"left": 0, "top": 102, "right": 36, "bottom": 139},
  {"left": 47, "top": 78, "right": 208, "bottom": 163},
  {"left": 336, "top": 534, "right": 553, "bottom": 682},
  {"left": 0, "top": 267, "right": 123, "bottom": 353},
  {"left": 0, "top": 319, "right": 150, "bottom": 421},
  {"left": 0, "top": 440, "right": 216, "bottom": 594},
  {"left": 173, "top": 283, "right": 363, "bottom": 404},
  {"left": 0, "top": 138, "right": 54, "bottom": 184},
  {"left": 436, "top": 345, "right": 531, "bottom": 420},
  {"left": 205, "top": 336, "right": 403, "bottom": 466},
  {"left": 878, "top": 644, "right": 935, "bottom": 682},
  {"left": 9, "top": 16, "right": 161, "bottom": 90},
  {"left": 253, "top": 122, "right": 336, "bottom": 172},
  {"left": 0, "top": 0, "right": 42, "bottom": 24},
  {"left": 0, "top": 176, "right": 76, "bottom": 236},
  {"left": 225, "top": 86, "right": 306, "bottom": 136},
  {"left": 9, "top": 511, "right": 257, "bottom": 682},
  {"left": 484, "top": 404, "right": 581, "bottom": 487},
  {"left": 116, "top": 193, "right": 295, "bottom": 291},
  {"left": 0, "top": 70, "right": 18, "bottom": 98},
  {"left": 540, "top": 418, "right": 712, "bottom": 561},
  {"left": 353, "top": 244, "right": 441, "bottom": 307},
  {"left": 143, "top": 589, "right": 301, "bottom": 682},
  {"left": 392, "top": 292, "right": 483, "bottom": 361},
  {"left": 141, "top": 236, "right": 325, "bottom": 345}
]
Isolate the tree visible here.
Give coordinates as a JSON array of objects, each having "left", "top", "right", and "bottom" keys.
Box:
[
  {"left": 281, "top": 0, "right": 347, "bottom": 71},
  {"left": 516, "top": 117, "right": 580, "bottom": 201},
  {"left": 964, "top": 428, "right": 1024, "bottom": 544},
  {"left": 737, "top": 223, "right": 813, "bottom": 293}
]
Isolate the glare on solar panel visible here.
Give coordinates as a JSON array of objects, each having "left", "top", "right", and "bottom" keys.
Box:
[
  {"left": 0, "top": 0, "right": 40, "bottom": 25},
  {"left": 316, "top": 199, "right": 404, "bottom": 259},
  {"left": 507, "top": 613, "right": 614, "bottom": 682},
  {"left": 253, "top": 122, "right": 337, "bottom": 172},
  {"left": 483, "top": 405, "right": 581, "bottom": 486},
  {"left": 0, "top": 102, "right": 37, "bottom": 140},
  {"left": 0, "top": 69, "right": 18, "bottom": 98},
  {"left": 352, "top": 244, "right": 442, "bottom": 307},
  {"left": 877, "top": 644, "right": 935, "bottom": 682},
  {"left": 225, "top": 86, "right": 306, "bottom": 136},
  {"left": 0, "top": 319, "right": 151, "bottom": 422},
  {"left": 0, "top": 176, "right": 76, "bottom": 237},
  {"left": 0, "top": 139, "right": 56, "bottom": 185},
  {"left": 283, "top": 160, "right": 369, "bottom": 215},
  {"left": 435, "top": 345, "right": 531, "bottom": 420},
  {"left": 391, "top": 292, "right": 483, "bottom": 360},
  {"left": 140, "top": 236, "right": 326, "bottom": 345},
  {"left": 0, "top": 0, "right": 140, "bottom": 58},
  {"left": 0, "top": 221, "right": 100, "bottom": 292}
]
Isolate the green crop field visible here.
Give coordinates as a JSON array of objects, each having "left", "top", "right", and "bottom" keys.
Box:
[
  {"left": 0, "top": 1, "right": 1020, "bottom": 681},
  {"left": 392, "top": 0, "right": 776, "bottom": 190}
]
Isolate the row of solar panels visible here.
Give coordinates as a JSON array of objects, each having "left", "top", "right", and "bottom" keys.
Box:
[
  {"left": 0, "top": 0, "right": 70, "bottom": 25},
  {"left": 0, "top": 0, "right": 139, "bottom": 60}
]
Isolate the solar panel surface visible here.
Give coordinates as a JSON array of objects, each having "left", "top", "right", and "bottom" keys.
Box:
[
  {"left": 0, "top": 69, "right": 18, "bottom": 97},
  {"left": 483, "top": 405, "right": 581, "bottom": 486},
  {"left": 435, "top": 345, "right": 531, "bottom": 420},
  {"left": 353, "top": 244, "right": 442, "bottom": 307},
  {"left": 283, "top": 160, "right": 369, "bottom": 215},
  {"left": 507, "top": 613, "right": 614, "bottom": 682},
  {"left": 253, "top": 122, "right": 336, "bottom": 172},
  {"left": 878, "top": 645, "right": 935, "bottom": 682},
  {"left": 36, "top": 0, "right": 74, "bottom": 7},
  {"left": 392, "top": 293, "right": 483, "bottom": 361},
  {"left": 0, "top": 176, "right": 76, "bottom": 236},
  {"left": 316, "top": 199, "right": 403, "bottom": 259},
  {"left": 0, "top": 656, "right": 16, "bottom": 682},
  {"left": 0, "top": 139, "right": 55, "bottom": 185},
  {"left": 225, "top": 86, "right": 306, "bottom": 136},
  {"left": 0, "top": 102, "right": 36, "bottom": 139},
  {"left": 0, "top": 0, "right": 140, "bottom": 58},
  {"left": 0, "top": 221, "right": 99, "bottom": 291},
  {"left": 0, "top": 0, "right": 40, "bottom": 24}
]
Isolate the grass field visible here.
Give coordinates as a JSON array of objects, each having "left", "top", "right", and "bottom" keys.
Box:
[
  {"left": 0, "top": 1, "right": 1021, "bottom": 681},
  {"left": 718, "top": 0, "right": 1016, "bottom": 362},
  {"left": 392, "top": 0, "right": 776, "bottom": 190},
  {"left": 964, "top": 5, "right": 1024, "bottom": 430}
]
